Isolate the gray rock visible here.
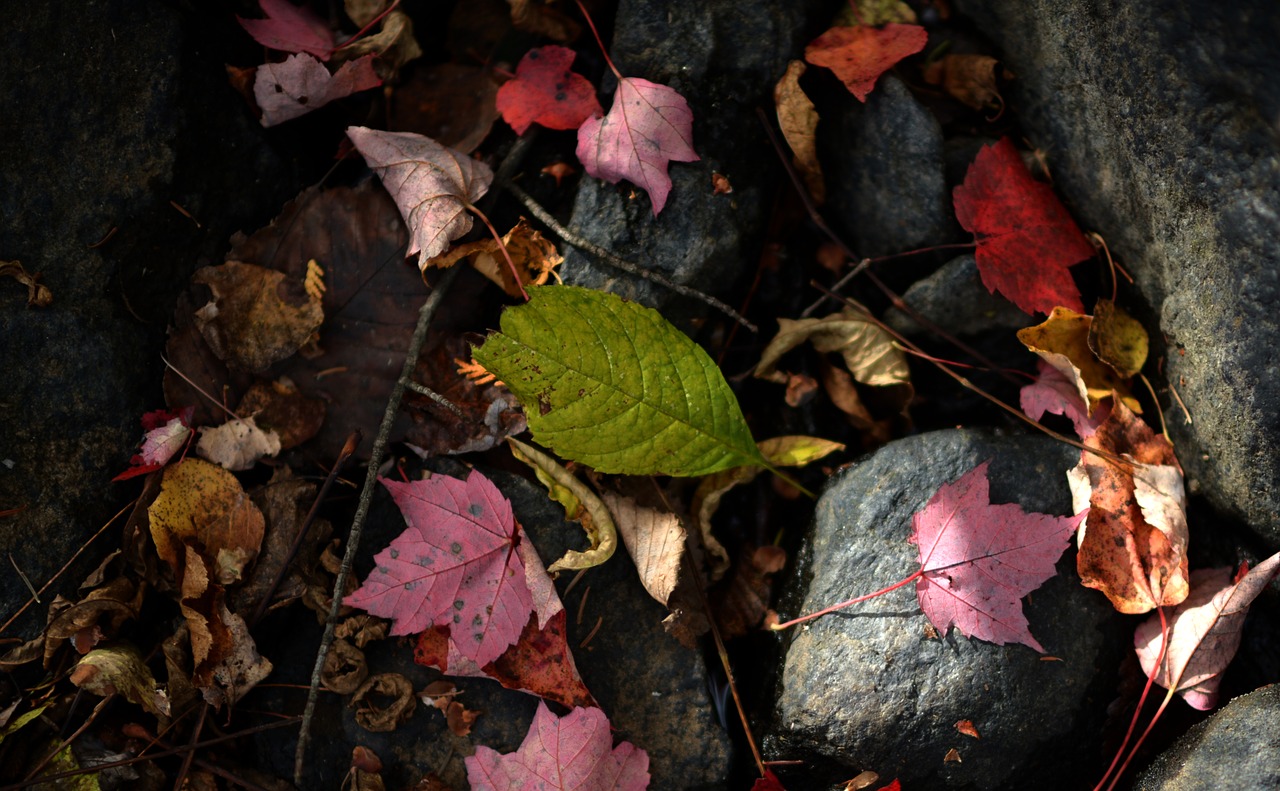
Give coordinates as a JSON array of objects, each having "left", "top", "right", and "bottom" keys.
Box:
[
  {"left": 764, "top": 430, "right": 1126, "bottom": 789},
  {"left": 1134, "top": 683, "right": 1280, "bottom": 790},
  {"left": 824, "top": 76, "right": 957, "bottom": 258},
  {"left": 954, "top": 0, "right": 1280, "bottom": 549},
  {"left": 886, "top": 254, "right": 1030, "bottom": 337},
  {"left": 0, "top": 4, "right": 300, "bottom": 638},
  {"left": 561, "top": 0, "right": 827, "bottom": 318}
]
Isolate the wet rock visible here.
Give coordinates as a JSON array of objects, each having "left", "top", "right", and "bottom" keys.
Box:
[
  {"left": 561, "top": 0, "right": 827, "bottom": 318},
  {"left": 955, "top": 0, "right": 1280, "bottom": 549},
  {"left": 885, "top": 254, "right": 1029, "bottom": 337},
  {"left": 0, "top": 4, "right": 301, "bottom": 638},
  {"left": 824, "top": 76, "right": 957, "bottom": 259},
  {"left": 763, "top": 430, "right": 1126, "bottom": 789},
  {"left": 1134, "top": 683, "right": 1280, "bottom": 790}
]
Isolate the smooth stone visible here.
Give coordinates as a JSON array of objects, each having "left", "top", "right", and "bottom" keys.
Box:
[{"left": 885, "top": 254, "right": 1031, "bottom": 337}]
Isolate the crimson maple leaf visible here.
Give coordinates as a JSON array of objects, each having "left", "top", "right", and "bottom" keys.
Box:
[
  {"left": 576, "top": 77, "right": 698, "bottom": 215},
  {"left": 255, "top": 54, "right": 381, "bottom": 127},
  {"left": 497, "top": 46, "right": 602, "bottom": 136},
  {"left": 953, "top": 138, "right": 1095, "bottom": 316},
  {"left": 804, "top": 23, "right": 928, "bottom": 102},
  {"left": 910, "top": 461, "right": 1084, "bottom": 652},
  {"left": 237, "top": 0, "right": 334, "bottom": 60},
  {"left": 1134, "top": 551, "right": 1280, "bottom": 710},
  {"left": 343, "top": 471, "right": 533, "bottom": 667},
  {"left": 466, "top": 702, "right": 650, "bottom": 791},
  {"left": 346, "top": 127, "right": 494, "bottom": 265}
]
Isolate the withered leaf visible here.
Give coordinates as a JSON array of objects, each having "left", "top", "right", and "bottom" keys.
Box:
[
  {"left": 1018, "top": 307, "right": 1139, "bottom": 414},
  {"left": 237, "top": 378, "right": 325, "bottom": 450},
  {"left": 148, "top": 458, "right": 265, "bottom": 586},
  {"left": 1088, "top": 299, "right": 1149, "bottom": 379},
  {"left": 322, "top": 638, "right": 368, "bottom": 694},
  {"left": 351, "top": 673, "right": 416, "bottom": 732},
  {"left": 70, "top": 643, "right": 169, "bottom": 717},
  {"left": 192, "top": 261, "right": 324, "bottom": 373},
  {"left": 774, "top": 61, "right": 824, "bottom": 204},
  {"left": 601, "top": 491, "right": 686, "bottom": 607},
  {"left": 196, "top": 416, "right": 281, "bottom": 471}
]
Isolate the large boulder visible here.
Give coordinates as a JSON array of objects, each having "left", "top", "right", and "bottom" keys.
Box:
[{"left": 955, "top": 0, "right": 1280, "bottom": 549}]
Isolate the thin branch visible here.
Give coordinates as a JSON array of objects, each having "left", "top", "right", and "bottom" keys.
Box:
[
  {"left": 501, "top": 181, "right": 758, "bottom": 333},
  {"left": 403, "top": 382, "right": 465, "bottom": 418},
  {"left": 294, "top": 265, "right": 461, "bottom": 783}
]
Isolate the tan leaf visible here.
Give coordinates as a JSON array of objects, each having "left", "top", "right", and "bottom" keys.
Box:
[
  {"left": 0, "top": 259, "right": 52, "bottom": 307},
  {"left": 322, "top": 638, "right": 368, "bottom": 694},
  {"left": 192, "top": 261, "right": 324, "bottom": 372},
  {"left": 755, "top": 309, "right": 909, "bottom": 388},
  {"left": 836, "top": 0, "right": 917, "bottom": 25},
  {"left": 424, "top": 218, "right": 563, "bottom": 297},
  {"left": 148, "top": 458, "right": 265, "bottom": 586},
  {"left": 922, "top": 54, "right": 1006, "bottom": 111},
  {"left": 1018, "top": 307, "right": 1140, "bottom": 414},
  {"left": 601, "top": 491, "right": 686, "bottom": 606},
  {"left": 774, "top": 61, "right": 825, "bottom": 204},
  {"left": 333, "top": 8, "right": 422, "bottom": 78},
  {"left": 196, "top": 416, "right": 282, "bottom": 471},
  {"left": 70, "top": 643, "right": 169, "bottom": 716}
]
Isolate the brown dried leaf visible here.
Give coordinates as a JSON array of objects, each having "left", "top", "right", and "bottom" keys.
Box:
[
  {"left": 424, "top": 218, "right": 563, "bottom": 297},
  {"left": 322, "top": 638, "right": 368, "bottom": 694},
  {"left": 192, "top": 261, "right": 324, "bottom": 372},
  {"left": 70, "top": 643, "right": 169, "bottom": 716},
  {"left": 421, "top": 681, "right": 480, "bottom": 736},
  {"left": 508, "top": 0, "right": 581, "bottom": 42},
  {"left": 0, "top": 259, "right": 52, "bottom": 307},
  {"left": 351, "top": 673, "right": 416, "bottom": 732},
  {"left": 333, "top": 8, "right": 422, "bottom": 79},
  {"left": 237, "top": 378, "right": 325, "bottom": 450},
  {"left": 148, "top": 458, "right": 265, "bottom": 586},
  {"left": 711, "top": 545, "right": 787, "bottom": 639},
  {"left": 774, "top": 61, "right": 824, "bottom": 204},
  {"left": 601, "top": 491, "right": 686, "bottom": 606},
  {"left": 235, "top": 467, "right": 328, "bottom": 617},
  {"left": 405, "top": 335, "right": 527, "bottom": 456},
  {"left": 923, "top": 54, "right": 1005, "bottom": 111}
]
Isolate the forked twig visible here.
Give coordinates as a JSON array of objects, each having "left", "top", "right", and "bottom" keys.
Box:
[{"left": 501, "top": 181, "right": 758, "bottom": 333}]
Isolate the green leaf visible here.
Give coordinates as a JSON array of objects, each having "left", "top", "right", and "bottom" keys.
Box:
[{"left": 474, "top": 285, "right": 766, "bottom": 476}]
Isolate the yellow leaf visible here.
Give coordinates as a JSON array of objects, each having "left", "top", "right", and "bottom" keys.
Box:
[
  {"left": 1088, "top": 298, "right": 1149, "bottom": 378},
  {"left": 1017, "top": 307, "right": 1140, "bottom": 414},
  {"left": 507, "top": 438, "right": 616, "bottom": 572}
]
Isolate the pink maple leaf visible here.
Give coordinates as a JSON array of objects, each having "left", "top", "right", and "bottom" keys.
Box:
[
  {"left": 1020, "top": 359, "right": 1110, "bottom": 439},
  {"left": 237, "top": 0, "right": 334, "bottom": 60},
  {"left": 466, "top": 702, "right": 650, "bottom": 791},
  {"left": 255, "top": 54, "right": 381, "bottom": 127},
  {"left": 1134, "top": 551, "right": 1280, "bottom": 710},
  {"left": 343, "top": 471, "right": 533, "bottom": 667},
  {"left": 497, "top": 46, "right": 602, "bottom": 136},
  {"left": 346, "top": 127, "right": 494, "bottom": 265},
  {"left": 910, "top": 461, "right": 1085, "bottom": 652},
  {"left": 575, "top": 77, "right": 698, "bottom": 215},
  {"left": 113, "top": 407, "right": 194, "bottom": 481},
  {"left": 953, "top": 138, "right": 1096, "bottom": 316}
]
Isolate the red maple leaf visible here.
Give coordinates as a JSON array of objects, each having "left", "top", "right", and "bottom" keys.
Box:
[
  {"left": 255, "top": 54, "right": 381, "bottom": 127},
  {"left": 237, "top": 0, "right": 334, "bottom": 60},
  {"left": 346, "top": 127, "right": 493, "bottom": 264},
  {"left": 497, "top": 46, "right": 602, "bottom": 136},
  {"left": 343, "top": 471, "right": 533, "bottom": 667},
  {"left": 466, "top": 702, "right": 650, "bottom": 791},
  {"left": 575, "top": 77, "right": 698, "bottom": 215},
  {"left": 751, "top": 770, "right": 786, "bottom": 791},
  {"left": 804, "top": 23, "right": 928, "bottom": 102},
  {"left": 1134, "top": 551, "right": 1280, "bottom": 710},
  {"left": 953, "top": 138, "right": 1096, "bottom": 316},
  {"left": 909, "top": 461, "right": 1084, "bottom": 652}
]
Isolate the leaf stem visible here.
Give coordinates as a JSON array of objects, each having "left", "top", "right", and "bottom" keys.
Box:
[
  {"left": 770, "top": 569, "right": 923, "bottom": 631},
  {"left": 1095, "top": 606, "right": 1171, "bottom": 791},
  {"left": 575, "top": 0, "right": 622, "bottom": 80},
  {"left": 466, "top": 202, "right": 529, "bottom": 301}
]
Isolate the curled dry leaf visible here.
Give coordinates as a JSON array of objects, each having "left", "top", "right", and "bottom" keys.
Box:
[
  {"left": 254, "top": 53, "right": 381, "bottom": 127},
  {"left": 421, "top": 680, "right": 481, "bottom": 736},
  {"left": 44, "top": 577, "right": 144, "bottom": 667},
  {"left": 601, "top": 490, "right": 686, "bottom": 606},
  {"left": 1068, "top": 400, "right": 1189, "bottom": 613},
  {"left": 236, "top": 467, "right": 330, "bottom": 617},
  {"left": 352, "top": 673, "right": 417, "bottom": 733},
  {"left": 346, "top": 127, "right": 493, "bottom": 265},
  {"left": 922, "top": 54, "right": 1006, "bottom": 111},
  {"left": 196, "top": 416, "right": 282, "bottom": 471},
  {"left": 322, "top": 638, "right": 368, "bottom": 695},
  {"left": 424, "top": 217, "right": 563, "bottom": 298},
  {"left": 774, "top": 60, "right": 825, "bottom": 204},
  {"left": 508, "top": 438, "right": 617, "bottom": 572},
  {"left": 70, "top": 643, "right": 169, "bottom": 717},
  {"left": 1017, "top": 307, "right": 1139, "bottom": 415},
  {"left": 0, "top": 259, "right": 52, "bottom": 307},
  {"left": 754, "top": 309, "right": 910, "bottom": 389},
  {"left": 576, "top": 77, "right": 699, "bottom": 215},
  {"left": 192, "top": 261, "right": 324, "bottom": 372},
  {"left": 1088, "top": 298, "right": 1149, "bottom": 378},
  {"left": 333, "top": 6, "right": 422, "bottom": 79},
  {"left": 804, "top": 23, "right": 928, "bottom": 102},
  {"left": 1134, "top": 551, "right": 1280, "bottom": 709}
]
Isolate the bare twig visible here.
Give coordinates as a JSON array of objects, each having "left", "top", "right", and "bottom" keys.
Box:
[
  {"left": 500, "top": 181, "right": 758, "bottom": 333},
  {"left": 403, "top": 381, "right": 465, "bottom": 419}
]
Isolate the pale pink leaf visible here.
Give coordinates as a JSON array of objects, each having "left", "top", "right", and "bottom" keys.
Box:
[
  {"left": 466, "top": 702, "right": 650, "bottom": 791},
  {"left": 1019, "top": 359, "right": 1109, "bottom": 438},
  {"left": 237, "top": 0, "right": 334, "bottom": 60},
  {"left": 575, "top": 77, "right": 698, "bottom": 215},
  {"left": 910, "top": 461, "right": 1084, "bottom": 652},
  {"left": 255, "top": 54, "right": 381, "bottom": 127},
  {"left": 113, "top": 407, "right": 194, "bottom": 481},
  {"left": 1134, "top": 551, "right": 1280, "bottom": 710},
  {"left": 343, "top": 471, "right": 533, "bottom": 666},
  {"left": 346, "top": 127, "right": 494, "bottom": 265}
]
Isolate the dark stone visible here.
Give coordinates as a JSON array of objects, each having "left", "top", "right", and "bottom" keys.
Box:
[
  {"left": 823, "top": 76, "right": 957, "bottom": 258},
  {"left": 885, "top": 254, "right": 1030, "bottom": 337},
  {"left": 0, "top": 3, "right": 302, "bottom": 638},
  {"left": 954, "top": 0, "right": 1280, "bottom": 549},
  {"left": 561, "top": 0, "right": 827, "bottom": 318},
  {"left": 763, "top": 430, "right": 1126, "bottom": 789},
  {"left": 1134, "top": 683, "right": 1280, "bottom": 790}
]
